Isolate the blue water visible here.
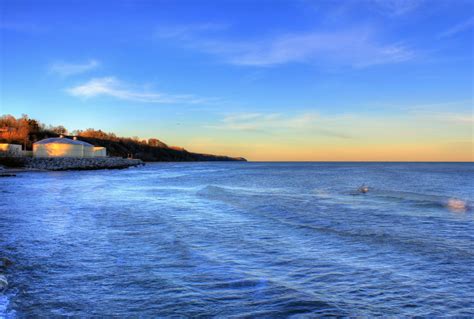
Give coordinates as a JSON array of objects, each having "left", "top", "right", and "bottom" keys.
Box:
[{"left": 1, "top": 162, "right": 473, "bottom": 317}]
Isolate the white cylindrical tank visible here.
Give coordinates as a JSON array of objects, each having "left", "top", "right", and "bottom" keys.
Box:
[
  {"left": 93, "top": 147, "right": 106, "bottom": 157},
  {"left": 0, "top": 143, "right": 22, "bottom": 156},
  {"left": 82, "top": 144, "right": 95, "bottom": 158},
  {"left": 33, "top": 138, "right": 84, "bottom": 157},
  {"left": 73, "top": 138, "right": 95, "bottom": 158}
]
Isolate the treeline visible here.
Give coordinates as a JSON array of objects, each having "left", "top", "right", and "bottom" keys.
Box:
[
  {"left": 0, "top": 114, "right": 245, "bottom": 162},
  {"left": 75, "top": 128, "right": 168, "bottom": 148},
  {"left": 0, "top": 114, "right": 56, "bottom": 148},
  {"left": 0, "top": 114, "right": 168, "bottom": 149}
]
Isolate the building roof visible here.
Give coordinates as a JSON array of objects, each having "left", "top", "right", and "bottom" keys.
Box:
[
  {"left": 0, "top": 143, "right": 21, "bottom": 146},
  {"left": 74, "top": 139, "right": 94, "bottom": 147},
  {"left": 34, "top": 137, "right": 93, "bottom": 147}
]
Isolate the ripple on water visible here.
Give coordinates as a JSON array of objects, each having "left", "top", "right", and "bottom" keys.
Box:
[{"left": 0, "top": 162, "right": 473, "bottom": 317}]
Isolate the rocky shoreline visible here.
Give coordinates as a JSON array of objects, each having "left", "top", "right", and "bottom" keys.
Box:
[{"left": 0, "top": 157, "right": 144, "bottom": 171}]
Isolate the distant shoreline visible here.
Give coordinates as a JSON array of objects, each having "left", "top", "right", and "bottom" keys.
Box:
[{"left": 0, "top": 158, "right": 250, "bottom": 174}]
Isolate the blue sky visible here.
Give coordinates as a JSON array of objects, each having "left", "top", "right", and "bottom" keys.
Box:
[{"left": 1, "top": 0, "right": 473, "bottom": 160}]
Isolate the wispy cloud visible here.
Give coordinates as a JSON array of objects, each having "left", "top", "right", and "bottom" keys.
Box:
[
  {"left": 155, "top": 23, "right": 228, "bottom": 40},
  {"left": 228, "top": 31, "right": 413, "bottom": 67},
  {"left": 414, "top": 111, "right": 474, "bottom": 125},
  {"left": 50, "top": 60, "right": 100, "bottom": 76},
  {"left": 441, "top": 113, "right": 474, "bottom": 124},
  {"left": 438, "top": 16, "right": 474, "bottom": 39},
  {"left": 212, "top": 112, "right": 352, "bottom": 138},
  {"left": 156, "top": 26, "right": 415, "bottom": 68},
  {"left": 370, "top": 0, "right": 424, "bottom": 16},
  {"left": 67, "top": 77, "right": 216, "bottom": 104}
]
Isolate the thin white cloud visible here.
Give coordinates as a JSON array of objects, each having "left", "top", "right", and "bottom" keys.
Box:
[
  {"left": 213, "top": 112, "right": 352, "bottom": 138},
  {"left": 157, "top": 26, "right": 415, "bottom": 68},
  {"left": 413, "top": 111, "right": 474, "bottom": 125},
  {"left": 50, "top": 60, "right": 100, "bottom": 76},
  {"left": 155, "top": 23, "right": 228, "bottom": 40},
  {"left": 230, "top": 31, "right": 413, "bottom": 67},
  {"left": 214, "top": 107, "right": 473, "bottom": 139},
  {"left": 370, "top": 0, "right": 423, "bottom": 16},
  {"left": 438, "top": 16, "right": 474, "bottom": 39},
  {"left": 442, "top": 113, "right": 474, "bottom": 124},
  {"left": 67, "top": 77, "right": 216, "bottom": 104}
]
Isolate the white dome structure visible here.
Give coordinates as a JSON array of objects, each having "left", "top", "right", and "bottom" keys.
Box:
[{"left": 33, "top": 137, "right": 84, "bottom": 158}]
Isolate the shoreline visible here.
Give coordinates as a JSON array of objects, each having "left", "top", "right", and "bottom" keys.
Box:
[
  {"left": 0, "top": 159, "right": 251, "bottom": 174},
  {"left": 0, "top": 168, "right": 47, "bottom": 176},
  {"left": 0, "top": 157, "right": 144, "bottom": 172}
]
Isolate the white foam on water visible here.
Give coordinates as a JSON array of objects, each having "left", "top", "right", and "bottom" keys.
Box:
[{"left": 0, "top": 294, "right": 15, "bottom": 319}]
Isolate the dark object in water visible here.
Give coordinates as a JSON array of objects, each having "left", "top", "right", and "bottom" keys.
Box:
[
  {"left": 358, "top": 185, "right": 369, "bottom": 193},
  {"left": 0, "top": 257, "right": 13, "bottom": 269},
  {"left": 0, "top": 173, "right": 16, "bottom": 177}
]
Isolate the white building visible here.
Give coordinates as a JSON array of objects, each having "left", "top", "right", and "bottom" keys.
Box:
[
  {"left": 0, "top": 143, "right": 22, "bottom": 157},
  {"left": 93, "top": 147, "right": 106, "bottom": 157},
  {"left": 73, "top": 138, "right": 95, "bottom": 157},
  {"left": 33, "top": 136, "right": 107, "bottom": 158}
]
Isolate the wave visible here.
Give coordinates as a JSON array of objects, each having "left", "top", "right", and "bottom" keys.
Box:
[
  {"left": 199, "top": 184, "right": 291, "bottom": 195},
  {"left": 199, "top": 185, "right": 472, "bottom": 214},
  {"left": 0, "top": 294, "right": 15, "bottom": 319},
  {"left": 197, "top": 185, "right": 474, "bottom": 260},
  {"left": 352, "top": 189, "right": 471, "bottom": 212},
  {"left": 197, "top": 185, "right": 312, "bottom": 203}
]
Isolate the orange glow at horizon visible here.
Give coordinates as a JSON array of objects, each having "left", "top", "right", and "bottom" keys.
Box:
[
  {"left": 170, "top": 113, "right": 474, "bottom": 162},
  {"left": 180, "top": 140, "right": 474, "bottom": 162}
]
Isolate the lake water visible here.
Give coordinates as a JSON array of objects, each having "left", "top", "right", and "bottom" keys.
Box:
[{"left": 1, "top": 162, "right": 473, "bottom": 317}]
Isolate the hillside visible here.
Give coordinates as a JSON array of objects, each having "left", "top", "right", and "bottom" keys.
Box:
[
  {"left": 74, "top": 136, "right": 246, "bottom": 162},
  {"left": 0, "top": 114, "right": 246, "bottom": 162}
]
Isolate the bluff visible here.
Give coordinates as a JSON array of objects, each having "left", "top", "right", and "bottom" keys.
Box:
[{"left": 75, "top": 136, "right": 246, "bottom": 162}]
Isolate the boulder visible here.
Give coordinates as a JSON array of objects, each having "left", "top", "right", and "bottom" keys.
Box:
[{"left": 0, "top": 257, "right": 13, "bottom": 269}]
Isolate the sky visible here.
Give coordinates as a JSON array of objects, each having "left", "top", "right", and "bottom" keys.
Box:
[{"left": 0, "top": 0, "right": 473, "bottom": 161}]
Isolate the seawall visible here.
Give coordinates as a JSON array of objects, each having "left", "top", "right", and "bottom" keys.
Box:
[{"left": 1, "top": 157, "right": 144, "bottom": 171}]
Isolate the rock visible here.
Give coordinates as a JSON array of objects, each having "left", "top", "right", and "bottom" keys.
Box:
[
  {"left": 358, "top": 185, "right": 369, "bottom": 193},
  {"left": 21, "top": 157, "right": 144, "bottom": 171},
  {"left": 0, "top": 257, "right": 13, "bottom": 268}
]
